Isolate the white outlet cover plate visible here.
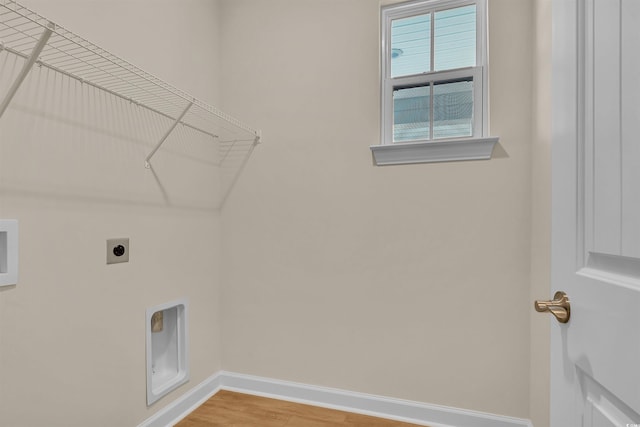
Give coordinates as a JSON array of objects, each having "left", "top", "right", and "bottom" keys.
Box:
[{"left": 0, "top": 220, "right": 18, "bottom": 287}]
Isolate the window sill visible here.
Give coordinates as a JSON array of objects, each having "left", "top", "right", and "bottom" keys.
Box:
[{"left": 369, "top": 137, "right": 499, "bottom": 166}]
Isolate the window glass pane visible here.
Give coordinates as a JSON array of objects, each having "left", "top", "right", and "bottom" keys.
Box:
[
  {"left": 433, "top": 80, "right": 473, "bottom": 139},
  {"left": 434, "top": 5, "right": 476, "bottom": 71},
  {"left": 391, "top": 13, "right": 431, "bottom": 77},
  {"left": 393, "top": 85, "right": 430, "bottom": 142}
]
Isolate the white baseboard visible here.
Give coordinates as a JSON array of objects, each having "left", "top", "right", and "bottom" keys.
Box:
[
  {"left": 136, "top": 374, "right": 221, "bottom": 427},
  {"left": 138, "top": 371, "right": 533, "bottom": 427}
]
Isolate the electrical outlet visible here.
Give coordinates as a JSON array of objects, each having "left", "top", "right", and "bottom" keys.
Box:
[
  {"left": 107, "top": 238, "right": 129, "bottom": 264},
  {"left": 0, "top": 220, "right": 18, "bottom": 286}
]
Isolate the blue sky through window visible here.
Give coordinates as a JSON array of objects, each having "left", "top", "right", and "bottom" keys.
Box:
[
  {"left": 391, "top": 4, "right": 476, "bottom": 76},
  {"left": 390, "top": 4, "right": 476, "bottom": 142},
  {"left": 391, "top": 13, "right": 431, "bottom": 78},
  {"left": 434, "top": 5, "right": 476, "bottom": 71}
]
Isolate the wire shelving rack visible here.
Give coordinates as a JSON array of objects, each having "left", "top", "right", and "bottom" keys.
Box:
[{"left": 0, "top": 0, "right": 261, "bottom": 171}]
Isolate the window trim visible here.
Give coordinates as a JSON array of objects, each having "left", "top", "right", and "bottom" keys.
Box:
[{"left": 371, "top": 0, "right": 498, "bottom": 166}]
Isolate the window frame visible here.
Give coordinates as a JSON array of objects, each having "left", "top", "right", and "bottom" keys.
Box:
[{"left": 372, "top": 0, "right": 498, "bottom": 165}]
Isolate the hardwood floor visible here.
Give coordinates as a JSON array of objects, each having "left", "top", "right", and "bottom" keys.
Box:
[{"left": 175, "top": 390, "right": 426, "bottom": 427}]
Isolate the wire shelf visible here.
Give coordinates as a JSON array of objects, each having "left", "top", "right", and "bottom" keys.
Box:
[{"left": 0, "top": 0, "right": 260, "bottom": 168}]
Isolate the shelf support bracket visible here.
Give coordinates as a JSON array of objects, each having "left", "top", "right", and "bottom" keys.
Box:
[
  {"left": 0, "top": 24, "right": 54, "bottom": 119},
  {"left": 145, "top": 101, "right": 193, "bottom": 168}
]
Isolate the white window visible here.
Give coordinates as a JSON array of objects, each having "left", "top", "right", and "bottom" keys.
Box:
[{"left": 371, "top": 0, "right": 498, "bottom": 165}]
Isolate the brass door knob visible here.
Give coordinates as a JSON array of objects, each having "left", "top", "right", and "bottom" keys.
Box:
[{"left": 534, "top": 291, "right": 570, "bottom": 323}]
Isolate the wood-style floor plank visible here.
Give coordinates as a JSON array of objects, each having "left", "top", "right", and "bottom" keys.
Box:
[{"left": 175, "top": 390, "right": 426, "bottom": 427}]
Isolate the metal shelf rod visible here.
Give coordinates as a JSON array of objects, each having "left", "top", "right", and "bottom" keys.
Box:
[
  {"left": 144, "top": 101, "right": 194, "bottom": 168},
  {"left": 0, "top": 23, "right": 51, "bottom": 118}
]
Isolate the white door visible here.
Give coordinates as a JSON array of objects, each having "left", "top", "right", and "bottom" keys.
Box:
[{"left": 549, "top": 0, "right": 640, "bottom": 426}]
